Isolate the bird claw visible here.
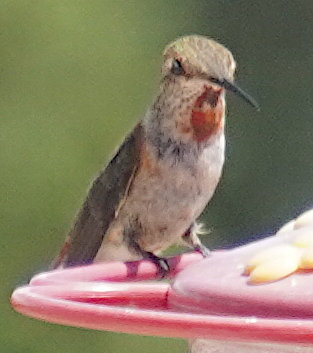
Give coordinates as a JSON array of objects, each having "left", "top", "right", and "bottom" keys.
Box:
[
  {"left": 146, "top": 252, "right": 170, "bottom": 278},
  {"left": 183, "top": 222, "right": 211, "bottom": 258},
  {"left": 194, "top": 244, "right": 211, "bottom": 258}
]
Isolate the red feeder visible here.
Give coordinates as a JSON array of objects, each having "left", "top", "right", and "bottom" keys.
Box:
[{"left": 11, "top": 228, "right": 313, "bottom": 353}]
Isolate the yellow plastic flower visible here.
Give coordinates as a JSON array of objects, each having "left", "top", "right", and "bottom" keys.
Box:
[{"left": 245, "top": 209, "right": 313, "bottom": 284}]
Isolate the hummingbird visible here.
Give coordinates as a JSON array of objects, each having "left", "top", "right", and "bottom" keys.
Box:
[{"left": 52, "top": 35, "right": 258, "bottom": 271}]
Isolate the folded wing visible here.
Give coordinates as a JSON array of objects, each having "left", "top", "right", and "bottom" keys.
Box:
[{"left": 52, "top": 124, "right": 143, "bottom": 268}]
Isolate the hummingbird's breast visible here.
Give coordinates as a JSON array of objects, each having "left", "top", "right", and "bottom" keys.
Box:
[{"left": 116, "top": 131, "right": 225, "bottom": 253}]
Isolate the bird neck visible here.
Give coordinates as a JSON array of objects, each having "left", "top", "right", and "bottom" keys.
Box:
[
  {"left": 144, "top": 85, "right": 225, "bottom": 162},
  {"left": 190, "top": 85, "right": 225, "bottom": 142},
  {"left": 146, "top": 82, "right": 225, "bottom": 141}
]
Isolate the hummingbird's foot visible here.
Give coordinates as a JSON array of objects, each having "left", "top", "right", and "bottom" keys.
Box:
[
  {"left": 131, "top": 241, "right": 170, "bottom": 277},
  {"left": 182, "top": 222, "right": 211, "bottom": 258},
  {"left": 194, "top": 243, "right": 211, "bottom": 258},
  {"left": 145, "top": 251, "right": 170, "bottom": 278}
]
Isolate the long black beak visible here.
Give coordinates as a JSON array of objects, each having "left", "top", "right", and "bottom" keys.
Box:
[{"left": 210, "top": 77, "right": 260, "bottom": 110}]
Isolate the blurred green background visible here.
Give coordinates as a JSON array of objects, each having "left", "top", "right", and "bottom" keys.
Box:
[{"left": 2, "top": 1, "right": 313, "bottom": 352}]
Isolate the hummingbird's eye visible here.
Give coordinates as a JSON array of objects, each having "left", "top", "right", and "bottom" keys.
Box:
[{"left": 171, "top": 59, "right": 185, "bottom": 75}]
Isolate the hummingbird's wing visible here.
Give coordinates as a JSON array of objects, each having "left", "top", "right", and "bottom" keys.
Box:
[{"left": 52, "top": 123, "right": 143, "bottom": 268}]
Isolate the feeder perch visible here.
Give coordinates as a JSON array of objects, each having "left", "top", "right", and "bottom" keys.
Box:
[{"left": 11, "top": 209, "right": 313, "bottom": 353}]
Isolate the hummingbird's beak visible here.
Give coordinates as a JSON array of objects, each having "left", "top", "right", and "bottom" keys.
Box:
[{"left": 210, "top": 77, "right": 260, "bottom": 110}]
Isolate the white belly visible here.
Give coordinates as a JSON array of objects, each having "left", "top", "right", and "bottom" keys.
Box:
[{"left": 124, "top": 133, "right": 225, "bottom": 252}]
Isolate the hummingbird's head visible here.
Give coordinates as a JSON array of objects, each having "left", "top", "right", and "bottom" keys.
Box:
[
  {"left": 161, "top": 35, "right": 258, "bottom": 110},
  {"left": 146, "top": 35, "right": 258, "bottom": 145}
]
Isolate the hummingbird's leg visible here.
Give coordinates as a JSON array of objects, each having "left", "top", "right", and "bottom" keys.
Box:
[
  {"left": 144, "top": 252, "right": 170, "bottom": 277},
  {"left": 182, "top": 222, "right": 210, "bottom": 257},
  {"left": 130, "top": 241, "right": 170, "bottom": 277}
]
